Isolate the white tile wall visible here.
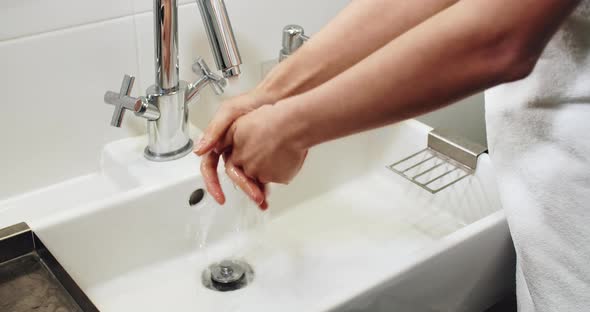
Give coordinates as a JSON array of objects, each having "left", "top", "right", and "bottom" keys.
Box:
[
  {"left": 0, "top": 0, "right": 134, "bottom": 40},
  {"left": 133, "top": 1, "right": 353, "bottom": 128},
  {"left": 0, "top": 0, "right": 487, "bottom": 200},
  {"left": 0, "top": 0, "right": 350, "bottom": 200},
  {"left": 132, "top": 0, "right": 192, "bottom": 14},
  {"left": 0, "top": 17, "right": 144, "bottom": 199}
]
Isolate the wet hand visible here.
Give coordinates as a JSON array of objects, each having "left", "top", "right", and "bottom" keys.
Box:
[
  {"left": 196, "top": 90, "right": 276, "bottom": 208},
  {"left": 195, "top": 89, "right": 276, "bottom": 156},
  {"left": 221, "top": 105, "right": 308, "bottom": 186}
]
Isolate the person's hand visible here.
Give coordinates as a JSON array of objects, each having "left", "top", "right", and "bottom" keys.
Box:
[
  {"left": 199, "top": 149, "right": 268, "bottom": 208},
  {"left": 220, "top": 104, "right": 308, "bottom": 186},
  {"left": 195, "top": 89, "right": 277, "bottom": 155},
  {"left": 196, "top": 89, "right": 276, "bottom": 208}
]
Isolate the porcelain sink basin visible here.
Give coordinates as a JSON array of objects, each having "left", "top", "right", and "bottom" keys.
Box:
[{"left": 0, "top": 120, "right": 515, "bottom": 312}]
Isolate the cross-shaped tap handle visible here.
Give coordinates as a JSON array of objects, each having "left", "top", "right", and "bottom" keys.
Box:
[
  {"left": 104, "top": 75, "right": 140, "bottom": 127},
  {"left": 192, "top": 58, "right": 227, "bottom": 95},
  {"left": 104, "top": 75, "right": 160, "bottom": 127}
]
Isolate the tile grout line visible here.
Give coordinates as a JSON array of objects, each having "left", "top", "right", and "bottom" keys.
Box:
[
  {"left": 0, "top": 3, "right": 194, "bottom": 45},
  {"left": 0, "top": 14, "right": 136, "bottom": 44}
]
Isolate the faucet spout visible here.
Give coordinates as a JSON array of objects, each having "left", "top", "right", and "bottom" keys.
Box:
[
  {"left": 154, "top": 0, "right": 180, "bottom": 91},
  {"left": 196, "top": 0, "right": 242, "bottom": 78},
  {"left": 104, "top": 0, "right": 242, "bottom": 161}
]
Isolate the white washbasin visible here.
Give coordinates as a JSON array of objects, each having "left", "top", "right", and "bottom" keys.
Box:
[{"left": 0, "top": 120, "right": 515, "bottom": 311}]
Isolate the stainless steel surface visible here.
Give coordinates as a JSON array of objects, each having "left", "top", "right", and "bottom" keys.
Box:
[
  {"left": 103, "top": 0, "right": 241, "bottom": 161},
  {"left": 210, "top": 260, "right": 245, "bottom": 284},
  {"left": 0, "top": 223, "right": 99, "bottom": 312},
  {"left": 186, "top": 57, "right": 227, "bottom": 101},
  {"left": 279, "top": 24, "right": 309, "bottom": 62},
  {"left": 428, "top": 128, "right": 487, "bottom": 170},
  {"left": 154, "top": 0, "right": 180, "bottom": 91},
  {"left": 196, "top": 0, "right": 242, "bottom": 78},
  {"left": 202, "top": 259, "right": 254, "bottom": 292},
  {"left": 144, "top": 81, "right": 192, "bottom": 159},
  {"left": 1, "top": 254, "right": 83, "bottom": 312},
  {"left": 387, "top": 129, "right": 488, "bottom": 194},
  {"left": 0, "top": 223, "right": 33, "bottom": 264},
  {"left": 104, "top": 75, "right": 160, "bottom": 128}
]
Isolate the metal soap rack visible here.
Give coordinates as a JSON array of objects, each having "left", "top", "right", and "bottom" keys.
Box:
[{"left": 388, "top": 129, "right": 488, "bottom": 194}]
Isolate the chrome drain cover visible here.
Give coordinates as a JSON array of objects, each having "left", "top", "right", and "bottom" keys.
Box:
[{"left": 202, "top": 259, "right": 254, "bottom": 292}]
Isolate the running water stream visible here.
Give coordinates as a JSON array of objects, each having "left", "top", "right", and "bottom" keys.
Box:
[{"left": 189, "top": 175, "right": 269, "bottom": 261}]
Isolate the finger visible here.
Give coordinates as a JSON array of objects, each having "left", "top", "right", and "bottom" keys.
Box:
[
  {"left": 224, "top": 160, "right": 266, "bottom": 206},
  {"left": 257, "top": 181, "right": 269, "bottom": 211},
  {"left": 227, "top": 154, "right": 269, "bottom": 210},
  {"left": 199, "top": 151, "right": 226, "bottom": 205},
  {"left": 261, "top": 182, "right": 271, "bottom": 198},
  {"left": 222, "top": 150, "right": 268, "bottom": 210},
  {"left": 213, "top": 123, "right": 237, "bottom": 154},
  {"left": 195, "top": 106, "right": 239, "bottom": 156}
]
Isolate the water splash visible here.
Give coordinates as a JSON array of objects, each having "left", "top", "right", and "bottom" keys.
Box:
[{"left": 189, "top": 175, "right": 269, "bottom": 259}]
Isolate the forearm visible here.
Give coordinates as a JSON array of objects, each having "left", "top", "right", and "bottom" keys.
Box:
[
  {"left": 257, "top": 0, "right": 458, "bottom": 101},
  {"left": 277, "top": 0, "right": 579, "bottom": 148}
]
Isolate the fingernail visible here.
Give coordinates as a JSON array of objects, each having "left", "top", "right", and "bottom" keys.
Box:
[
  {"left": 250, "top": 193, "right": 263, "bottom": 206},
  {"left": 216, "top": 193, "right": 226, "bottom": 205},
  {"left": 260, "top": 201, "right": 268, "bottom": 211},
  {"left": 194, "top": 138, "right": 206, "bottom": 154}
]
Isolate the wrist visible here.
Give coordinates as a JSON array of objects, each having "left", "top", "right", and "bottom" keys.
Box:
[
  {"left": 249, "top": 84, "right": 280, "bottom": 106},
  {"left": 255, "top": 70, "right": 283, "bottom": 102},
  {"left": 271, "top": 97, "right": 316, "bottom": 151},
  {"left": 256, "top": 53, "right": 324, "bottom": 102}
]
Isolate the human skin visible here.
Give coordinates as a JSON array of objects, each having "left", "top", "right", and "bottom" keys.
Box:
[
  {"left": 195, "top": 0, "right": 461, "bottom": 207},
  {"left": 197, "top": 0, "right": 580, "bottom": 208}
]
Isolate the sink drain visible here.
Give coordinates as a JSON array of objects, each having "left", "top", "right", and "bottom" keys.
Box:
[{"left": 202, "top": 259, "right": 254, "bottom": 292}]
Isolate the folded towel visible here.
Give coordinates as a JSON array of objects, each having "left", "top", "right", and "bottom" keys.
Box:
[{"left": 485, "top": 2, "right": 590, "bottom": 311}]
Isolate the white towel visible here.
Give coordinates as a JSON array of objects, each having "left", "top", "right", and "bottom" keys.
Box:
[{"left": 485, "top": 2, "right": 590, "bottom": 311}]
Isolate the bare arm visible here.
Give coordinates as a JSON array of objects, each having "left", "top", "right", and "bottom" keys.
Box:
[
  {"left": 274, "top": 0, "right": 580, "bottom": 149},
  {"left": 198, "top": 0, "right": 458, "bottom": 205},
  {"left": 219, "top": 0, "right": 580, "bottom": 192},
  {"left": 198, "top": 0, "right": 458, "bottom": 153},
  {"left": 258, "top": 0, "right": 459, "bottom": 100}
]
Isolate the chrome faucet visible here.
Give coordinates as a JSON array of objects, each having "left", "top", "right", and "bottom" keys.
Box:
[
  {"left": 279, "top": 25, "right": 309, "bottom": 62},
  {"left": 104, "top": 0, "right": 242, "bottom": 161}
]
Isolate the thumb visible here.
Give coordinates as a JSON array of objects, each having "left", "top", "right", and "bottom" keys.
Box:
[
  {"left": 195, "top": 106, "right": 239, "bottom": 156},
  {"left": 224, "top": 156, "right": 266, "bottom": 207},
  {"left": 214, "top": 122, "right": 238, "bottom": 154}
]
